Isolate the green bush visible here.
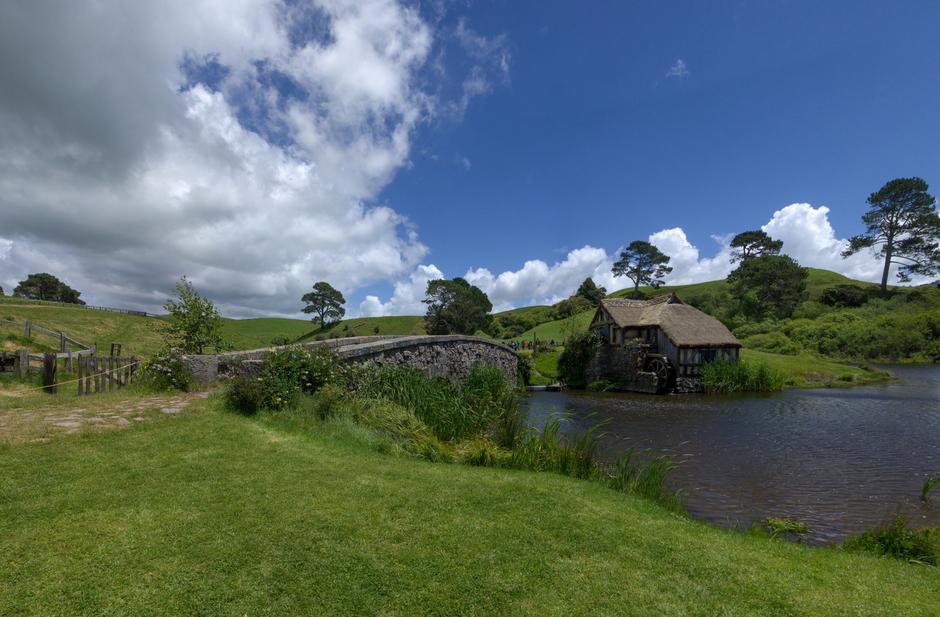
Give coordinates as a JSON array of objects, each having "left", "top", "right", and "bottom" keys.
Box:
[
  {"left": 701, "top": 360, "right": 785, "bottom": 393},
  {"left": 139, "top": 347, "right": 193, "bottom": 392},
  {"left": 224, "top": 374, "right": 263, "bottom": 415},
  {"left": 843, "top": 516, "right": 940, "bottom": 565},
  {"left": 516, "top": 354, "right": 532, "bottom": 386},
  {"left": 557, "top": 331, "right": 599, "bottom": 389},
  {"left": 742, "top": 330, "right": 801, "bottom": 355},
  {"left": 254, "top": 346, "right": 341, "bottom": 411},
  {"left": 820, "top": 285, "right": 872, "bottom": 308}
]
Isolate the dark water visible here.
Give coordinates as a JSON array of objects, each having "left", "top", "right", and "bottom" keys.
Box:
[{"left": 522, "top": 365, "right": 940, "bottom": 544}]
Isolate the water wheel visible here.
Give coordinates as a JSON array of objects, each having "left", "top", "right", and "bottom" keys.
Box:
[{"left": 644, "top": 356, "right": 673, "bottom": 390}]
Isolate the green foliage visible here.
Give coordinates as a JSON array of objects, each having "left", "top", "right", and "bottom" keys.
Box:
[
  {"left": 820, "top": 285, "right": 872, "bottom": 308},
  {"left": 509, "top": 418, "right": 602, "bottom": 479},
  {"left": 256, "top": 346, "right": 341, "bottom": 411},
  {"left": 574, "top": 277, "right": 607, "bottom": 305},
  {"left": 139, "top": 347, "right": 193, "bottom": 392},
  {"left": 741, "top": 330, "right": 801, "bottom": 355},
  {"left": 730, "top": 230, "right": 783, "bottom": 263},
  {"left": 223, "top": 374, "right": 263, "bottom": 415},
  {"left": 843, "top": 177, "right": 940, "bottom": 295},
  {"left": 162, "top": 276, "right": 227, "bottom": 354},
  {"left": 270, "top": 334, "right": 292, "bottom": 346},
  {"left": 424, "top": 277, "right": 493, "bottom": 335},
  {"left": 765, "top": 518, "right": 809, "bottom": 538},
  {"left": 557, "top": 331, "right": 599, "bottom": 389},
  {"left": 843, "top": 516, "right": 940, "bottom": 565},
  {"left": 301, "top": 281, "right": 346, "bottom": 327},
  {"left": 360, "top": 364, "right": 517, "bottom": 442},
  {"left": 555, "top": 295, "right": 592, "bottom": 319},
  {"left": 729, "top": 254, "right": 808, "bottom": 320},
  {"left": 516, "top": 353, "right": 532, "bottom": 386},
  {"left": 923, "top": 474, "right": 940, "bottom": 502},
  {"left": 612, "top": 240, "right": 673, "bottom": 295},
  {"left": 701, "top": 360, "right": 785, "bottom": 393},
  {"left": 608, "top": 448, "right": 684, "bottom": 512},
  {"left": 586, "top": 380, "right": 615, "bottom": 392},
  {"left": 13, "top": 272, "right": 84, "bottom": 304}
]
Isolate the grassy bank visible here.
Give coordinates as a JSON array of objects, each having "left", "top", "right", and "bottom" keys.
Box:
[
  {"left": 1, "top": 396, "right": 939, "bottom": 615},
  {"left": 740, "top": 349, "right": 891, "bottom": 388}
]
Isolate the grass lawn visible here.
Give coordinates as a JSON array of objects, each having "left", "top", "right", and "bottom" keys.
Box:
[
  {"left": 1, "top": 395, "right": 939, "bottom": 615},
  {"left": 741, "top": 349, "right": 891, "bottom": 388}
]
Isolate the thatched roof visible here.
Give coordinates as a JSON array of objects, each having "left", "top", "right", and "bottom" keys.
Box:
[{"left": 594, "top": 294, "right": 741, "bottom": 348}]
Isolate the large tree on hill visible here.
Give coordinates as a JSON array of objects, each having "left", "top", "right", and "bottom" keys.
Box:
[
  {"left": 423, "top": 278, "right": 493, "bottom": 335},
  {"left": 728, "top": 254, "right": 808, "bottom": 319},
  {"left": 842, "top": 177, "right": 940, "bottom": 297},
  {"left": 574, "top": 277, "right": 607, "bottom": 305},
  {"left": 13, "top": 273, "right": 85, "bottom": 304},
  {"left": 730, "top": 230, "right": 783, "bottom": 263},
  {"left": 612, "top": 241, "right": 672, "bottom": 297},
  {"left": 162, "top": 276, "right": 227, "bottom": 354},
  {"left": 302, "top": 282, "right": 346, "bottom": 327}
]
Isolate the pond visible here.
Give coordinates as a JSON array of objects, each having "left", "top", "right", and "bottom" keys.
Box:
[{"left": 522, "top": 364, "right": 940, "bottom": 544}]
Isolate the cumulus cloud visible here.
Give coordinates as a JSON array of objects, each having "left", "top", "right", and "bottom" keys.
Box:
[
  {"left": 0, "top": 0, "right": 502, "bottom": 316},
  {"left": 360, "top": 204, "right": 899, "bottom": 315},
  {"left": 359, "top": 263, "right": 443, "bottom": 317},
  {"left": 666, "top": 58, "right": 689, "bottom": 78}
]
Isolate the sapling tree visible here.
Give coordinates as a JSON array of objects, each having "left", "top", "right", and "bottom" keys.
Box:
[
  {"left": 842, "top": 177, "right": 940, "bottom": 296},
  {"left": 612, "top": 241, "right": 672, "bottom": 297},
  {"left": 162, "top": 276, "right": 227, "bottom": 354}
]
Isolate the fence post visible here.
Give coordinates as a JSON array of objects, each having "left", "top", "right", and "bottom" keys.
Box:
[
  {"left": 60, "top": 332, "right": 67, "bottom": 353},
  {"left": 66, "top": 350, "right": 73, "bottom": 373},
  {"left": 42, "top": 353, "right": 57, "bottom": 394},
  {"left": 15, "top": 348, "right": 28, "bottom": 379},
  {"left": 24, "top": 321, "right": 31, "bottom": 339},
  {"left": 77, "top": 356, "right": 84, "bottom": 395}
]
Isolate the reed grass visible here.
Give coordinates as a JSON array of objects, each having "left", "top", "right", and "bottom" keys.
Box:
[
  {"left": 607, "top": 447, "right": 685, "bottom": 512},
  {"left": 701, "top": 359, "right": 785, "bottom": 393},
  {"left": 922, "top": 474, "right": 940, "bottom": 502},
  {"left": 508, "top": 418, "right": 603, "bottom": 479}
]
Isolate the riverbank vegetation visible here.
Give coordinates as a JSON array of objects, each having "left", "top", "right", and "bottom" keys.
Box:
[
  {"left": 701, "top": 359, "right": 786, "bottom": 393},
  {"left": 3, "top": 388, "right": 940, "bottom": 614}
]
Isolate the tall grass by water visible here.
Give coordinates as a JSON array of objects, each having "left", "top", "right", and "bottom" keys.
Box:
[
  {"left": 701, "top": 359, "right": 785, "bottom": 393},
  {"left": 608, "top": 447, "right": 685, "bottom": 512}
]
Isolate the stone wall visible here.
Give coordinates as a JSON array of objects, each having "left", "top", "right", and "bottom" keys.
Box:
[{"left": 183, "top": 335, "right": 517, "bottom": 385}]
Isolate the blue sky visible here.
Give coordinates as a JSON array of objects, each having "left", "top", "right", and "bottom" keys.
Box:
[
  {"left": 382, "top": 0, "right": 939, "bottom": 287},
  {"left": 1, "top": 1, "right": 938, "bottom": 316}
]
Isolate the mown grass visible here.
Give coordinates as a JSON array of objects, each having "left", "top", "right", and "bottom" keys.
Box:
[{"left": 2, "top": 398, "right": 940, "bottom": 615}]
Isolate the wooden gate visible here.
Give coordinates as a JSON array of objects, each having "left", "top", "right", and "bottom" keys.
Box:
[{"left": 77, "top": 355, "right": 139, "bottom": 395}]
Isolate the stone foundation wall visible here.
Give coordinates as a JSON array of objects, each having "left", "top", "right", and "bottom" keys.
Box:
[
  {"left": 586, "top": 344, "right": 661, "bottom": 394},
  {"left": 183, "top": 335, "right": 517, "bottom": 385}
]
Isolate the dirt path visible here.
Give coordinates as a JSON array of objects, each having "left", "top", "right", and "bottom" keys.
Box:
[{"left": 0, "top": 391, "right": 209, "bottom": 446}]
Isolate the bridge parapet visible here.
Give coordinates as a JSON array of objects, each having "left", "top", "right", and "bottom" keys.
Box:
[{"left": 183, "top": 335, "right": 518, "bottom": 385}]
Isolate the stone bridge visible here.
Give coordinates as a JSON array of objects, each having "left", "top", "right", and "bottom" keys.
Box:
[{"left": 183, "top": 335, "right": 518, "bottom": 385}]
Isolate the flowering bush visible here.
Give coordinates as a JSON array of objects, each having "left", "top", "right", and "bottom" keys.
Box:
[
  {"left": 254, "top": 346, "right": 341, "bottom": 411},
  {"left": 140, "top": 347, "right": 193, "bottom": 392}
]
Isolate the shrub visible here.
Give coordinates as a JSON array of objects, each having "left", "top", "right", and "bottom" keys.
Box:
[
  {"left": 843, "top": 516, "right": 940, "bottom": 565},
  {"left": 257, "top": 346, "right": 340, "bottom": 411},
  {"left": 224, "top": 374, "right": 263, "bottom": 415},
  {"left": 312, "top": 383, "right": 349, "bottom": 420},
  {"left": 557, "top": 331, "right": 599, "bottom": 389},
  {"left": 701, "top": 360, "right": 785, "bottom": 393},
  {"left": 139, "top": 347, "right": 193, "bottom": 392},
  {"left": 742, "top": 330, "right": 801, "bottom": 355},
  {"left": 820, "top": 285, "right": 872, "bottom": 308},
  {"left": 516, "top": 354, "right": 532, "bottom": 387},
  {"left": 270, "top": 335, "right": 292, "bottom": 346}
]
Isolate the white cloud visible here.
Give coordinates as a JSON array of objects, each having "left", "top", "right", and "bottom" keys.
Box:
[
  {"left": 648, "top": 228, "right": 734, "bottom": 284},
  {"left": 0, "top": 0, "right": 502, "bottom": 317},
  {"left": 666, "top": 58, "right": 689, "bottom": 78},
  {"left": 448, "top": 18, "right": 511, "bottom": 118},
  {"left": 464, "top": 247, "right": 618, "bottom": 312},
  {"left": 358, "top": 264, "right": 444, "bottom": 317}
]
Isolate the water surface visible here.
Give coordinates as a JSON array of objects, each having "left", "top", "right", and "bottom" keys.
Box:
[{"left": 522, "top": 365, "right": 940, "bottom": 544}]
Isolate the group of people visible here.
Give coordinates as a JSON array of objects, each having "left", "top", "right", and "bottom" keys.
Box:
[{"left": 509, "top": 339, "right": 556, "bottom": 351}]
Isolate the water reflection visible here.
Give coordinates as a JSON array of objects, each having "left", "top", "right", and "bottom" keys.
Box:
[{"left": 522, "top": 365, "right": 940, "bottom": 544}]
